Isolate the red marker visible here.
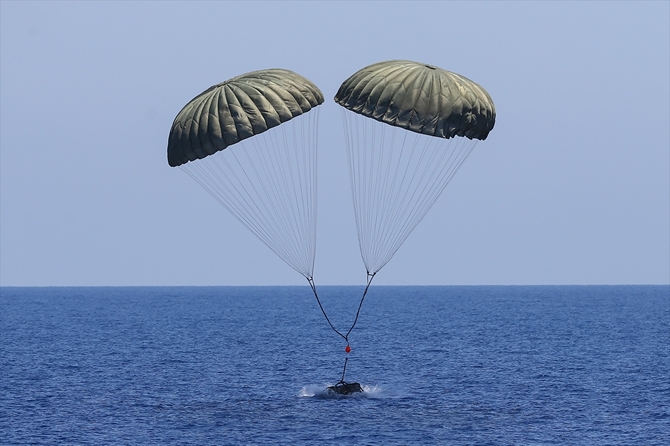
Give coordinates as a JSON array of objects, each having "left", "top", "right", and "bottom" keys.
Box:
[{"left": 345, "top": 345, "right": 351, "bottom": 353}]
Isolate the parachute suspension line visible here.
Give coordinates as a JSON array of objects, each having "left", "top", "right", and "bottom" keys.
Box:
[
  {"left": 341, "top": 111, "right": 478, "bottom": 275},
  {"left": 180, "top": 110, "right": 319, "bottom": 279},
  {"left": 376, "top": 127, "right": 477, "bottom": 267},
  {"left": 341, "top": 108, "right": 370, "bottom": 269}
]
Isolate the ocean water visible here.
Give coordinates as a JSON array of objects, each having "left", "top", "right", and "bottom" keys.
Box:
[{"left": 1, "top": 285, "right": 668, "bottom": 445}]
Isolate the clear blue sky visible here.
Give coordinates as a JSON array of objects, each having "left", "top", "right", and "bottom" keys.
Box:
[{"left": 1, "top": 1, "right": 668, "bottom": 286}]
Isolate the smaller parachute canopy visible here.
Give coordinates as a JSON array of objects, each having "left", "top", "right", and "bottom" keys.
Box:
[
  {"left": 168, "top": 69, "right": 324, "bottom": 167},
  {"left": 334, "top": 60, "right": 495, "bottom": 140}
]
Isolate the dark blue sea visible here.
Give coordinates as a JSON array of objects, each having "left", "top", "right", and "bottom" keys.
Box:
[{"left": 1, "top": 286, "right": 668, "bottom": 445}]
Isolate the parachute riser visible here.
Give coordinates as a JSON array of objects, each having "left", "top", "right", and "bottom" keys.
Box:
[
  {"left": 345, "top": 272, "right": 376, "bottom": 339},
  {"left": 307, "top": 272, "right": 376, "bottom": 383},
  {"left": 307, "top": 277, "right": 346, "bottom": 342},
  {"left": 339, "top": 357, "right": 349, "bottom": 384},
  {"left": 306, "top": 272, "right": 376, "bottom": 344}
]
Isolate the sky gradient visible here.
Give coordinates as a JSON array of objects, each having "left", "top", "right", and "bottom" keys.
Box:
[{"left": 1, "top": 1, "right": 668, "bottom": 286}]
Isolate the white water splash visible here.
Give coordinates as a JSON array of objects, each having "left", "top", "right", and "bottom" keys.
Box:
[{"left": 298, "top": 383, "right": 386, "bottom": 399}]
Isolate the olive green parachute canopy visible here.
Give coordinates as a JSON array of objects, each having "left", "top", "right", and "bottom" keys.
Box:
[
  {"left": 168, "top": 69, "right": 324, "bottom": 167},
  {"left": 334, "top": 60, "right": 495, "bottom": 140}
]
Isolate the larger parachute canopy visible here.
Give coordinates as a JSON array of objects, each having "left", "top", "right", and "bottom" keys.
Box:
[
  {"left": 168, "top": 69, "right": 324, "bottom": 167},
  {"left": 335, "top": 60, "right": 496, "bottom": 274},
  {"left": 335, "top": 60, "right": 495, "bottom": 141}
]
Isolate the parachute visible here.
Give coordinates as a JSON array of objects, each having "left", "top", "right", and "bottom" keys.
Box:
[
  {"left": 335, "top": 60, "right": 496, "bottom": 276},
  {"left": 167, "top": 68, "right": 363, "bottom": 389},
  {"left": 167, "top": 62, "right": 495, "bottom": 389},
  {"left": 168, "top": 69, "right": 323, "bottom": 279}
]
